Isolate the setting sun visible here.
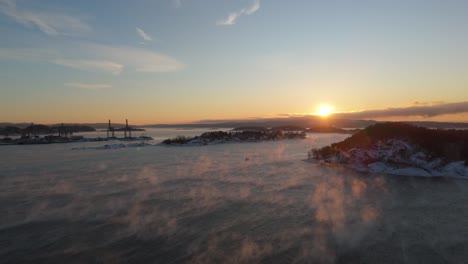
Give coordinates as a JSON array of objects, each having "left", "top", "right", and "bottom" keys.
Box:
[
  {"left": 3, "top": 1, "right": 468, "bottom": 263},
  {"left": 316, "top": 104, "right": 334, "bottom": 117}
]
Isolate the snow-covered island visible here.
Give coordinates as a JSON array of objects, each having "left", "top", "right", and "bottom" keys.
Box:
[
  {"left": 161, "top": 130, "right": 306, "bottom": 146},
  {"left": 308, "top": 122, "right": 468, "bottom": 178}
]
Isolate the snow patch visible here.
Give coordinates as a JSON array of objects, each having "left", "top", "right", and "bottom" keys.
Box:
[{"left": 312, "top": 139, "right": 468, "bottom": 179}]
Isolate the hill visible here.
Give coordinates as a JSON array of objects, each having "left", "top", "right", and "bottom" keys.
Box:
[{"left": 309, "top": 122, "right": 468, "bottom": 178}]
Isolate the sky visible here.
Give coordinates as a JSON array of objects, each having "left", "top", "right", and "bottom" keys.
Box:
[{"left": 1, "top": 0, "right": 468, "bottom": 124}]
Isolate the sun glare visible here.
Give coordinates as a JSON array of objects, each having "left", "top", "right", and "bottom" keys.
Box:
[{"left": 317, "top": 104, "right": 333, "bottom": 117}]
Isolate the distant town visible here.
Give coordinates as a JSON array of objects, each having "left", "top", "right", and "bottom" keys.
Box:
[
  {"left": 0, "top": 120, "right": 150, "bottom": 145},
  {"left": 3, "top": 116, "right": 468, "bottom": 146}
]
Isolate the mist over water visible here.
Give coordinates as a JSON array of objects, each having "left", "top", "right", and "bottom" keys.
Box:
[{"left": 1, "top": 129, "right": 468, "bottom": 263}]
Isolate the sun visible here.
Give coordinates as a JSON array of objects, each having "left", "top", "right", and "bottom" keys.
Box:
[{"left": 316, "top": 104, "right": 334, "bottom": 117}]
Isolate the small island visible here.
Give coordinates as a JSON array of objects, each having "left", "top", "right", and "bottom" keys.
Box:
[
  {"left": 309, "top": 122, "right": 468, "bottom": 178},
  {"left": 231, "top": 125, "right": 354, "bottom": 134},
  {"left": 161, "top": 130, "right": 306, "bottom": 145}
]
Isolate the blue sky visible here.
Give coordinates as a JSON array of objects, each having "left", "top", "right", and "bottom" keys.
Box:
[{"left": 1, "top": 0, "right": 468, "bottom": 124}]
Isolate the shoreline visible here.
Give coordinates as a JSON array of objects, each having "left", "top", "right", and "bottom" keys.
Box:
[
  {"left": 0, "top": 136, "right": 153, "bottom": 146},
  {"left": 305, "top": 158, "right": 468, "bottom": 179}
]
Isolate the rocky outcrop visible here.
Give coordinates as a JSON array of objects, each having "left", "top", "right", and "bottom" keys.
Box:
[
  {"left": 309, "top": 123, "right": 468, "bottom": 178},
  {"left": 161, "top": 130, "right": 306, "bottom": 145}
]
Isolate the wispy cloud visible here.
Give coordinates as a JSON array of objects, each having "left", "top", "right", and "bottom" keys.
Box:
[
  {"left": 218, "top": 13, "right": 239, "bottom": 26},
  {"left": 334, "top": 101, "right": 468, "bottom": 119},
  {"left": 0, "top": 44, "right": 185, "bottom": 74},
  {"left": 243, "top": 0, "right": 261, "bottom": 15},
  {"left": 412, "top": 101, "right": 445, "bottom": 107},
  {"left": 173, "top": 0, "right": 182, "bottom": 8},
  {"left": 136, "top": 27, "right": 152, "bottom": 41},
  {"left": 64, "top": 82, "right": 112, "bottom": 90},
  {"left": 83, "top": 44, "right": 185, "bottom": 73},
  {"left": 0, "top": 47, "right": 59, "bottom": 61},
  {"left": 54, "top": 59, "right": 124, "bottom": 75},
  {"left": 0, "top": 0, "right": 90, "bottom": 36},
  {"left": 217, "top": 0, "right": 260, "bottom": 26}
]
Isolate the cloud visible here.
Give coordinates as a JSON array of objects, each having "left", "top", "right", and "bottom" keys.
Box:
[
  {"left": 334, "top": 101, "right": 468, "bottom": 119},
  {"left": 64, "top": 82, "right": 112, "bottom": 90},
  {"left": 243, "top": 0, "right": 260, "bottom": 15},
  {"left": 0, "top": 47, "right": 59, "bottom": 61},
  {"left": 218, "top": 13, "right": 239, "bottom": 26},
  {"left": 217, "top": 0, "right": 260, "bottom": 26},
  {"left": 136, "top": 27, "right": 152, "bottom": 41},
  {"left": 54, "top": 59, "right": 124, "bottom": 75},
  {"left": 173, "top": 0, "right": 182, "bottom": 8},
  {"left": 412, "top": 101, "right": 445, "bottom": 106},
  {"left": 0, "top": 44, "right": 185, "bottom": 74},
  {"left": 0, "top": 0, "right": 90, "bottom": 36},
  {"left": 83, "top": 44, "right": 185, "bottom": 73},
  {"left": 276, "top": 113, "right": 309, "bottom": 118}
]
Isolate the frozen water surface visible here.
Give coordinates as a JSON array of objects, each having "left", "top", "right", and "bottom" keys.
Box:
[{"left": 1, "top": 129, "right": 468, "bottom": 263}]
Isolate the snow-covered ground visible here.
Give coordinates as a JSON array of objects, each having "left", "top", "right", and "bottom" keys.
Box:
[{"left": 314, "top": 139, "right": 468, "bottom": 178}]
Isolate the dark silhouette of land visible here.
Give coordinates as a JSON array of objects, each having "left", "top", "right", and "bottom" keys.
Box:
[
  {"left": 141, "top": 117, "right": 468, "bottom": 130},
  {"left": 0, "top": 124, "right": 95, "bottom": 136},
  {"left": 232, "top": 125, "right": 353, "bottom": 133},
  {"left": 2, "top": 118, "right": 468, "bottom": 131},
  {"left": 0, "top": 121, "right": 151, "bottom": 145},
  {"left": 162, "top": 130, "right": 307, "bottom": 145}
]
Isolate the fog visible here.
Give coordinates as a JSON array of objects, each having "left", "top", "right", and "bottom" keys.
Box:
[{"left": 1, "top": 130, "right": 468, "bottom": 263}]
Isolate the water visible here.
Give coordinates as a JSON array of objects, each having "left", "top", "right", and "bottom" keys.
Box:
[
  {"left": 1, "top": 129, "right": 468, "bottom": 263},
  {"left": 75, "top": 127, "right": 234, "bottom": 143}
]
